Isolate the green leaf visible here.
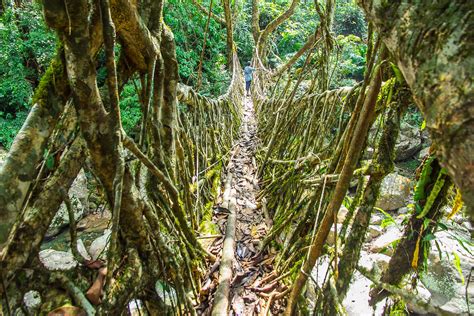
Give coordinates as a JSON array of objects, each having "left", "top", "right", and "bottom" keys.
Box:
[
  {"left": 45, "top": 154, "right": 54, "bottom": 170},
  {"left": 390, "top": 62, "right": 404, "bottom": 84},
  {"left": 423, "top": 218, "right": 431, "bottom": 229},
  {"left": 422, "top": 233, "right": 435, "bottom": 242},
  {"left": 452, "top": 252, "right": 465, "bottom": 285},
  {"left": 437, "top": 222, "right": 448, "bottom": 231}
]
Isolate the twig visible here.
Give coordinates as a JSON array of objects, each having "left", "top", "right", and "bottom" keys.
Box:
[
  {"left": 197, "top": 234, "right": 223, "bottom": 239},
  {"left": 1, "top": 272, "right": 11, "bottom": 316},
  {"left": 263, "top": 292, "right": 276, "bottom": 316},
  {"left": 52, "top": 272, "right": 96, "bottom": 315},
  {"left": 62, "top": 189, "right": 85, "bottom": 264},
  {"left": 466, "top": 267, "right": 473, "bottom": 315}
]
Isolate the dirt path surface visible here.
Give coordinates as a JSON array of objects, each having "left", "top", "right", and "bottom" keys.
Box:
[{"left": 197, "top": 97, "right": 286, "bottom": 315}]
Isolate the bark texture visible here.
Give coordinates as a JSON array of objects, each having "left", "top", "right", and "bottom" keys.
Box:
[{"left": 0, "top": 53, "right": 69, "bottom": 243}]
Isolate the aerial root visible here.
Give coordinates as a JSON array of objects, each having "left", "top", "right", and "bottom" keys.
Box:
[{"left": 211, "top": 174, "right": 236, "bottom": 315}]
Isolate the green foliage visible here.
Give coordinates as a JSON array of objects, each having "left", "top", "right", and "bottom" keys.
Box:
[
  {"left": 271, "top": 2, "right": 318, "bottom": 62},
  {"left": 403, "top": 104, "right": 424, "bottom": 128},
  {"left": 119, "top": 82, "right": 141, "bottom": 136},
  {"left": 0, "top": 3, "right": 55, "bottom": 148},
  {"left": 333, "top": 0, "right": 367, "bottom": 38},
  {"left": 376, "top": 207, "right": 397, "bottom": 229},
  {"left": 387, "top": 299, "right": 408, "bottom": 315},
  {"left": 0, "top": 111, "right": 28, "bottom": 149},
  {"left": 0, "top": 3, "right": 56, "bottom": 114},
  {"left": 414, "top": 156, "right": 435, "bottom": 202},
  {"left": 164, "top": 0, "right": 230, "bottom": 96},
  {"left": 330, "top": 35, "right": 367, "bottom": 88}
]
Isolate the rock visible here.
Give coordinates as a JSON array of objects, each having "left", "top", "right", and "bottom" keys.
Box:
[
  {"left": 421, "top": 129, "right": 432, "bottom": 146},
  {"left": 367, "top": 225, "right": 383, "bottom": 239},
  {"left": 337, "top": 205, "right": 350, "bottom": 224},
  {"left": 39, "top": 249, "right": 77, "bottom": 270},
  {"left": 47, "top": 169, "right": 89, "bottom": 237},
  {"left": 342, "top": 270, "right": 385, "bottom": 316},
  {"left": 462, "top": 221, "right": 473, "bottom": 234},
  {"left": 400, "top": 121, "right": 418, "bottom": 138},
  {"left": 369, "top": 226, "right": 403, "bottom": 255},
  {"left": 47, "top": 202, "right": 84, "bottom": 237},
  {"left": 397, "top": 206, "right": 409, "bottom": 214},
  {"left": 407, "top": 225, "right": 474, "bottom": 315},
  {"left": 89, "top": 229, "right": 111, "bottom": 260},
  {"left": 23, "top": 290, "right": 41, "bottom": 314},
  {"left": 308, "top": 254, "right": 387, "bottom": 315},
  {"left": 358, "top": 251, "right": 391, "bottom": 273},
  {"left": 395, "top": 135, "right": 422, "bottom": 161},
  {"left": 375, "top": 173, "right": 412, "bottom": 211},
  {"left": 395, "top": 122, "right": 422, "bottom": 161},
  {"left": 370, "top": 213, "right": 383, "bottom": 225},
  {"left": 420, "top": 258, "right": 472, "bottom": 315},
  {"left": 418, "top": 146, "right": 430, "bottom": 160},
  {"left": 326, "top": 224, "right": 342, "bottom": 246}
]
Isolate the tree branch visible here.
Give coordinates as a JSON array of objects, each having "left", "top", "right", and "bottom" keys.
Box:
[{"left": 191, "top": 0, "right": 226, "bottom": 27}]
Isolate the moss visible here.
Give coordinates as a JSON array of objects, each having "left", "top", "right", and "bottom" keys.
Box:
[
  {"left": 198, "top": 163, "right": 223, "bottom": 235},
  {"left": 32, "top": 46, "right": 67, "bottom": 109},
  {"left": 376, "top": 77, "right": 395, "bottom": 112},
  {"left": 39, "top": 289, "right": 71, "bottom": 315}
]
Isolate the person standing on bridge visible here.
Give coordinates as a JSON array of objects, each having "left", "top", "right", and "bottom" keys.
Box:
[{"left": 244, "top": 62, "right": 255, "bottom": 97}]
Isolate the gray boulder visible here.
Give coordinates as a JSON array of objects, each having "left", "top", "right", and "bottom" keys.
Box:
[
  {"left": 421, "top": 129, "right": 432, "bottom": 146},
  {"left": 358, "top": 251, "right": 391, "bottom": 272},
  {"left": 395, "top": 133, "right": 422, "bottom": 161},
  {"left": 369, "top": 226, "right": 403, "bottom": 256},
  {"left": 23, "top": 290, "right": 41, "bottom": 314},
  {"left": 394, "top": 122, "right": 422, "bottom": 161},
  {"left": 411, "top": 224, "right": 474, "bottom": 315},
  {"left": 418, "top": 146, "right": 430, "bottom": 160},
  {"left": 367, "top": 225, "right": 383, "bottom": 240},
  {"left": 375, "top": 173, "right": 412, "bottom": 211},
  {"left": 337, "top": 205, "right": 350, "bottom": 224},
  {"left": 39, "top": 249, "right": 77, "bottom": 271},
  {"left": 47, "top": 169, "right": 89, "bottom": 237}
]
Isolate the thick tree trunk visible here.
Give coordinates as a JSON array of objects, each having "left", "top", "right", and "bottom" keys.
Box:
[
  {"left": 0, "top": 137, "right": 85, "bottom": 281},
  {"left": 0, "top": 52, "right": 70, "bottom": 244},
  {"left": 160, "top": 26, "right": 179, "bottom": 180},
  {"left": 222, "top": 0, "right": 234, "bottom": 70},
  {"left": 359, "top": 0, "right": 474, "bottom": 219},
  {"left": 251, "top": 0, "right": 260, "bottom": 42}
]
